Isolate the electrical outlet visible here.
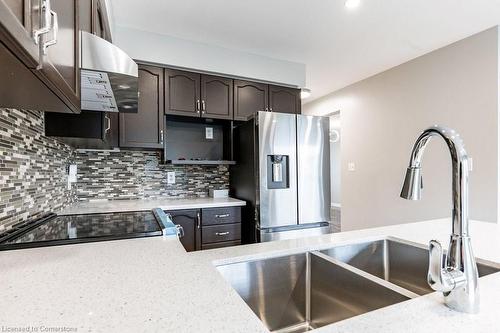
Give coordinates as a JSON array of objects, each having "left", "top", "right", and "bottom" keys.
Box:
[
  {"left": 348, "top": 162, "right": 356, "bottom": 172},
  {"left": 167, "top": 171, "right": 176, "bottom": 184},
  {"left": 67, "top": 164, "right": 77, "bottom": 189},
  {"left": 205, "top": 127, "right": 214, "bottom": 140}
]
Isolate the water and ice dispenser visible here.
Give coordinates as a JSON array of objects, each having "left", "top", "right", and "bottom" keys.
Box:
[{"left": 267, "top": 155, "right": 289, "bottom": 189}]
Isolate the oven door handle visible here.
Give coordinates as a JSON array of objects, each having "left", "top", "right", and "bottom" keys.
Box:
[{"left": 153, "top": 208, "right": 184, "bottom": 238}]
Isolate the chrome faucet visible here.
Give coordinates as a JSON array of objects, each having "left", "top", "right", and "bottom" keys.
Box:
[{"left": 400, "top": 125, "right": 479, "bottom": 313}]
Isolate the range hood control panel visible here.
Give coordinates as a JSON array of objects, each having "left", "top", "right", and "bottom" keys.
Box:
[{"left": 81, "top": 70, "right": 118, "bottom": 112}]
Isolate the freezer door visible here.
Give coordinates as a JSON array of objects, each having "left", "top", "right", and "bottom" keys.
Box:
[
  {"left": 258, "top": 112, "right": 298, "bottom": 228},
  {"left": 297, "top": 115, "right": 331, "bottom": 224}
]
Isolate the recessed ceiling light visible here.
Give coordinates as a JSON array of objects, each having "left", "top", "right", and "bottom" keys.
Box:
[
  {"left": 300, "top": 88, "right": 311, "bottom": 99},
  {"left": 345, "top": 0, "right": 361, "bottom": 9}
]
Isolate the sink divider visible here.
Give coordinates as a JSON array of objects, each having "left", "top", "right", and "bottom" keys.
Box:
[
  {"left": 309, "top": 251, "right": 420, "bottom": 299},
  {"left": 305, "top": 252, "right": 311, "bottom": 325}
]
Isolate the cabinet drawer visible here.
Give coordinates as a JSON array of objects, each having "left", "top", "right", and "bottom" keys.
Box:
[
  {"left": 202, "top": 207, "right": 241, "bottom": 226},
  {"left": 201, "top": 240, "right": 241, "bottom": 250},
  {"left": 202, "top": 223, "right": 241, "bottom": 244}
]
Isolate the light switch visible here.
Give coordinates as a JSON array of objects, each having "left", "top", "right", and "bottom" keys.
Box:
[
  {"left": 167, "top": 172, "right": 176, "bottom": 184},
  {"left": 348, "top": 162, "right": 356, "bottom": 172}
]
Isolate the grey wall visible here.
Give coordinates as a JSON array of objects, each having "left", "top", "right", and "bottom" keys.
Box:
[
  {"left": 304, "top": 27, "right": 499, "bottom": 231},
  {"left": 329, "top": 114, "right": 341, "bottom": 205}
]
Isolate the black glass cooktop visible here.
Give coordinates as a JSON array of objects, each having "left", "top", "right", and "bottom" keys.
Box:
[{"left": 0, "top": 211, "right": 163, "bottom": 250}]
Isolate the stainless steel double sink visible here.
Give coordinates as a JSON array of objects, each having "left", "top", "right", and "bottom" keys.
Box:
[{"left": 216, "top": 238, "right": 500, "bottom": 333}]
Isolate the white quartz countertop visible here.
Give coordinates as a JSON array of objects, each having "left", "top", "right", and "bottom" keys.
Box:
[
  {"left": 57, "top": 197, "right": 246, "bottom": 215},
  {"left": 1, "top": 219, "right": 500, "bottom": 333}
]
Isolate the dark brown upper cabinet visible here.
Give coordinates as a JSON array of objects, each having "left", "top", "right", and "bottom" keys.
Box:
[
  {"left": 4, "top": 0, "right": 25, "bottom": 23},
  {"left": 79, "top": 0, "right": 112, "bottom": 42},
  {"left": 44, "top": 0, "right": 117, "bottom": 148},
  {"left": 45, "top": 110, "right": 118, "bottom": 149},
  {"left": 164, "top": 69, "right": 201, "bottom": 117},
  {"left": 0, "top": 0, "right": 80, "bottom": 113},
  {"left": 233, "top": 80, "right": 269, "bottom": 121},
  {"left": 268, "top": 85, "right": 301, "bottom": 115},
  {"left": 42, "top": 0, "right": 80, "bottom": 104},
  {"left": 120, "top": 65, "right": 164, "bottom": 148},
  {"left": 201, "top": 75, "right": 233, "bottom": 120}
]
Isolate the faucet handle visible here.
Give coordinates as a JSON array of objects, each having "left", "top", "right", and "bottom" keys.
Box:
[
  {"left": 428, "top": 240, "right": 466, "bottom": 292},
  {"left": 428, "top": 240, "right": 448, "bottom": 290}
]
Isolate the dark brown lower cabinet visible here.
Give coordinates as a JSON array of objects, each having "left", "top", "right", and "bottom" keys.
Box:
[
  {"left": 202, "top": 223, "right": 241, "bottom": 244},
  {"left": 202, "top": 240, "right": 241, "bottom": 250},
  {"left": 200, "top": 207, "right": 241, "bottom": 249},
  {"left": 166, "top": 206, "right": 242, "bottom": 252},
  {"left": 165, "top": 209, "right": 201, "bottom": 252}
]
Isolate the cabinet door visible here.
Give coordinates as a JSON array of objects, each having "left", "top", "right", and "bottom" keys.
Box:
[
  {"left": 233, "top": 80, "right": 268, "bottom": 121},
  {"left": 269, "top": 85, "right": 301, "bottom": 114},
  {"left": 39, "top": 0, "right": 79, "bottom": 107},
  {"left": 0, "top": 0, "right": 40, "bottom": 69},
  {"left": 166, "top": 209, "right": 200, "bottom": 252},
  {"left": 164, "top": 69, "right": 201, "bottom": 117},
  {"left": 201, "top": 75, "right": 233, "bottom": 120},
  {"left": 79, "top": 0, "right": 110, "bottom": 41},
  {"left": 120, "top": 65, "right": 164, "bottom": 148},
  {"left": 4, "top": 0, "right": 24, "bottom": 22},
  {"left": 0, "top": 0, "right": 79, "bottom": 112}
]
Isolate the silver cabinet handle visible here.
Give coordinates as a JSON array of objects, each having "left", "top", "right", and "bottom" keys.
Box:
[
  {"left": 196, "top": 99, "right": 201, "bottom": 113},
  {"left": 33, "top": 0, "right": 52, "bottom": 44},
  {"left": 33, "top": 0, "right": 52, "bottom": 69},
  {"left": 215, "top": 232, "right": 229, "bottom": 236},
  {"left": 201, "top": 100, "right": 206, "bottom": 113},
  {"left": 42, "top": 9, "right": 58, "bottom": 54},
  {"left": 160, "top": 130, "right": 164, "bottom": 144},
  {"left": 215, "top": 214, "right": 230, "bottom": 218},
  {"left": 196, "top": 211, "right": 201, "bottom": 229},
  {"left": 104, "top": 114, "right": 111, "bottom": 133}
]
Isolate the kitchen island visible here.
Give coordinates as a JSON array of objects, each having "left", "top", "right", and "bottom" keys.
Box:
[{"left": 1, "top": 218, "right": 499, "bottom": 332}]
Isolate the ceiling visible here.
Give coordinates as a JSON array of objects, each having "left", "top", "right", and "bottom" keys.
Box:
[{"left": 109, "top": 0, "right": 500, "bottom": 102}]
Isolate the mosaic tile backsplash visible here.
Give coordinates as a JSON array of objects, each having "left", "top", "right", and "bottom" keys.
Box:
[
  {"left": 0, "top": 109, "right": 74, "bottom": 231},
  {"left": 0, "top": 109, "right": 230, "bottom": 231},
  {"left": 74, "top": 150, "right": 229, "bottom": 201}
]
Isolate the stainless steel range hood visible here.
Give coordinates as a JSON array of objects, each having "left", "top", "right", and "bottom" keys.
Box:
[{"left": 80, "top": 31, "right": 138, "bottom": 113}]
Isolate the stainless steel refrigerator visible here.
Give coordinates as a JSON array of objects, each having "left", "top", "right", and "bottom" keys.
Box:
[{"left": 231, "top": 111, "right": 331, "bottom": 243}]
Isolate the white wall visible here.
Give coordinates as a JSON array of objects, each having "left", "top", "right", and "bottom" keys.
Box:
[
  {"left": 113, "top": 26, "right": 306, "bottom": 87},
  {"left": 304, "top": 27, "right": 499, "bottom": 231}
]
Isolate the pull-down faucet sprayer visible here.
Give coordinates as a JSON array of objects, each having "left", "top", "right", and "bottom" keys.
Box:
[{"left": 400, "top": 125, "right": 479, "bottom": 313}]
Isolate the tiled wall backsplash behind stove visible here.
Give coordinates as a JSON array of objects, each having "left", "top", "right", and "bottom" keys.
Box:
[
  {"left": 0, "top": 109, "right": 229, "bottom": 230},
  {"left": 0, "top": 109, "right": 75, "bottom": 230},
  {"left": 74, "top": 150, "right": 229, "bottom": 201}
]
